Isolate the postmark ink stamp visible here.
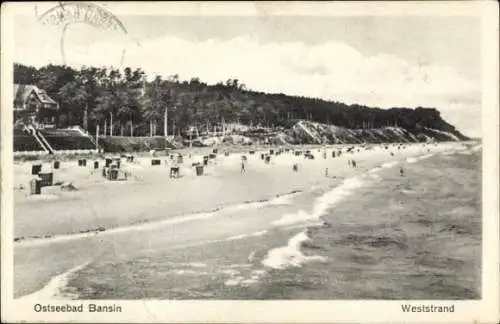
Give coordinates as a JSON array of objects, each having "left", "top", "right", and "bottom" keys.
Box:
[{"left": 34, "top": 2, "right": 138, "bottom": 65}]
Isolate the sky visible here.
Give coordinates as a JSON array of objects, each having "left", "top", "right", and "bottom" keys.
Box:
[{"left": 11, "top": 3, "right": 482, "bottom": 137}]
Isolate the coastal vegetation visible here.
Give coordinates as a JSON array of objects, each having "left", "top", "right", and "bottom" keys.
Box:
[{"left": 14, "top": 63, "right": 467, "bottom": 141}]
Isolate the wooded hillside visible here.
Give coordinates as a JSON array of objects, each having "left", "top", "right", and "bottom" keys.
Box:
[{"left": 14, "top": 63, "right": 468, "bottom": 141}]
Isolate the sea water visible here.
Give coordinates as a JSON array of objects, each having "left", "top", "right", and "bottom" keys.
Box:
[{"left": 22, "top": 148, "right": 482, "bottom": 300}]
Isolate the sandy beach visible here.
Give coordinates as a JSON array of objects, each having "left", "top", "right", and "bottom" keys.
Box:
[{"left": 13, "top": 141, "right": 475, "bottom": 298}]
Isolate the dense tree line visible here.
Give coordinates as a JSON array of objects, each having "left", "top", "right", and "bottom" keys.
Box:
[{"left": 14, "top": 63, "right": 464, "bottom": 138}]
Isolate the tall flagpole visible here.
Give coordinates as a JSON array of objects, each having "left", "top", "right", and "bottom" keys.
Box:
[
  {"left": 96, "top": 124, "right": 99, "bottom": 150},
  {"left": 164, "top": 107, "right": 168, "bottom": 137}
]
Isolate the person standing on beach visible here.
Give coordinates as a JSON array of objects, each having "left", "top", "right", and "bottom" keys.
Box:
[
  {"left": 241, "top": 160, "right": 246, "bottom": 173},
  {"left": 352, "top": 160, "right": 357, "bottom": 168}
]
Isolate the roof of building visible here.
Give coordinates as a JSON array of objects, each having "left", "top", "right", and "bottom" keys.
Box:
[{"left": 14, "top": 84, "right": 59, "bottom": 109}]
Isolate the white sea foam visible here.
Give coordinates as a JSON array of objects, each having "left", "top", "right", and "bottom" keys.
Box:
[
  {"left": 179, "top": 262, "right": 208, "bottom": 268},
  {"left": 226, "top": 193, "right": 296, "bottom": 212},
  {"left": 252, "top": 269, "right": 266, "bottom": 275},
  {"left": 224, "top": 230, "right": 269, "bottom": 241},
  {"left": 418, "top": 153, "right": 435, "bottom": 160},
  {"left": 269, "top": 193, "right": 297, "bottom": 205},
  {"left": 240, "top": 278, "right": 260, "bottom": 286},
  {"left": 18, "top": 261, "right": 90, "bottom": 301},
  {"left": 271, "top": 210, "right": 310, "bottom": 226},
  {"left": 16, "top": 211, "right": 219, "bottom": 248},
  {"left": 381, "top": 161, "right": 399, "bottom": 169},
  {"left": 272, "top": 177, "right": 364, "bottom": 227},
  {"left": 227, "top": 263, "right": 253, "bottom": 269},
  {"left": 261, "top": 176, "right": 366, "bottom": 270},
  {"left": 261, "top": 231, "right": 327, "bottom": 270},
  {"left": 171, "top": 269, "right": 210, "bottom": 275},
  {"left": 247, "top": 251, "right": 257, "bottom": 262},
  {"left": 312, "top": 177, "right": 363, "bottom": 217},
  {"left": 223, "top": 269, "right": 267, "bottom": 287},
  {"left": 221, "top": 269, "right": 241, "bottom": 276},
  {"left": 405, "top": 157, "right": 418, "bottom": 163},
  {"left": 368, "top": 167, "right": 382, "bottom": 174},
  {"left": 225, "top": 276, "right": 246, "bottom": 286}
]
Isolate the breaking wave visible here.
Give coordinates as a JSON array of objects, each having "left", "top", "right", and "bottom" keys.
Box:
[
  {"left": 405, "top": 157, "right": 418, "bottom": 163},
  {"left": 417, "top": 153, "right": 435, "bottom": 160},
  {"left": 369, "top": 167, "right": 383, "bottom": 174},
  {"left": 224, "top": 230, "right": 269, "bottom": 241},
  {"left": 261, "top": 230, "right": 327, "bottom": 270},
  {"left": 222, "top": 267, "right": 267, "bottom": 287},
  {"left": 381, "top": 161, "right": 399, "bottom": 169},
  {"left": 18, "top": 261, "right": 91, "bottom": 300},
  {"left": 272, "top": 177, "right": 364, "bottom": 227},
  {"left": 225, "top": 191, "right": 299, "bottom": 212}
]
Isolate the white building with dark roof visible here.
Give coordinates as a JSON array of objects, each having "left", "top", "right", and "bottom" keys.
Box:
[{"left": 13, "top": 84, "right": 59, "bottom": 127}]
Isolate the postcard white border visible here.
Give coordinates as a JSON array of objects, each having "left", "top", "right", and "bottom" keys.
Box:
[{"left": 1, "top": 1, "right": 498, "bottom": 323}]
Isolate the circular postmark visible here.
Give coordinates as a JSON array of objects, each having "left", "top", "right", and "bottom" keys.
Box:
[{"left": 34, "top": 2, "right": 139, "bottom": 67}]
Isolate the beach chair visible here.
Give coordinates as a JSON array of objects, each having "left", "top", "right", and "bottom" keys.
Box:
[
  {"left": 31, "top": 164, "right": 42, "bottom": 175},
  {"left": 170, "top": 167, "right": 180, "bottom": 178},
  {"left": 107, "top": 169, "right": 119, "bottom": 181},
  {"left": 29, "top": 178, "right": 42, "bottom": 195},
  {"left": 38, "top": 172, "right": 53, "bottom": 187}
]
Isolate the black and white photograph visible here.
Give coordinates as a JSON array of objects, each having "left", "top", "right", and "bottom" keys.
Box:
[{"left": 1, "top": 1, "right": 498, "bottom": 323}]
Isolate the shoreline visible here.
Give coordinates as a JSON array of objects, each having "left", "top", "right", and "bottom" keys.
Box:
[
  {"left": 14, "top": 189, "right": 304, "bottom": 247},
  {"left": 13, "top": 142, "right": 472, "bottom": 242},
  {"left": 13, "top": 140, "right": 479, "bottom": 164},
  {"left": 12, "top": 141, "right": 476, "bottom": 299}
]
